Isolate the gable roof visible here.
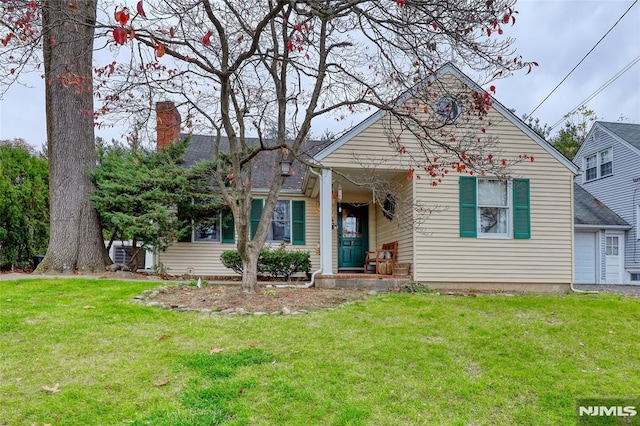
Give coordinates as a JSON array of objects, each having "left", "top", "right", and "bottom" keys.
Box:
[
  {"left": 597, "top": 121, "right": 640, "bottom": 152},
  {"left": 314, "top": 63, "right": 579, "bottom": 174},
  {"left": 182, "top": 134, "right": 328, "bottom": 191},
  {"left": 574, "top": 183, "right": 630, "bottom": 229}
]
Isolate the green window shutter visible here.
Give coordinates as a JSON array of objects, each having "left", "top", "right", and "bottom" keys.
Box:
[
  {"left": 221, "top": 210, "right": 235, "bottom": 243},
  {"left": 459, "top": 176, "right": 477, "bottom": 237},
  {"left": 250, "top": 198, "right": 263, "bottom": 240},
  {"left": 291, "top": 200, "right": 306, "bottom": 245},
  {"left": 513, "top": 178, "right": 531, "bottom": 239}
]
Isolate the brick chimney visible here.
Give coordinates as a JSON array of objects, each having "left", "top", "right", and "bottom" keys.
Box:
[{"left": 155, "top": 101, "right": 181, "bottom": 152}]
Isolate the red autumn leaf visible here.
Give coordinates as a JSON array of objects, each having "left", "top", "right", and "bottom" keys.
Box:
[
  {"left": 287, "top": 39, "right": 294, "bottom": 52},
  {"left": 129, "top": 27, "right": 136, "bottom": 40},
  {"left": 487, "top": 28, "right": 491, "bottom": 37},
  {"left": 407, "top": 168, "right": 414, "bottom": 180},
  {"left": 28, "top": 0, "right": 37, "bottom": 10},
  {"left": 502, "top": 14, "right": 510, "bottom": 24},
  {"left": 501, "top": 159, "right": 507, "bottom": 166},
  {"left": 396, "top": 0, "right": 406, "bottom": 6},
  {"left": 114, "top": 7, "right": 130, "bottom": 26},
  {"left": 169, "top": 27, "right": 175, "bottom": 38},
  {"left": 481, "top": 127, "right": 486, "bottom": 133},
  {"left": 155, "top": 44, "right": 166, "bottom": 57},
  {"left": 136, "top": 0, "right": 146, "bottom": 18},
  {"left": 498, "top": 28, "right": 503, "bottom": 35},
  {"left": 489, "top": 85, "right": 496, "bottom": 94},
  {"left": 202, "top": 30, "right": 213, "bottom": 46},
  {"left": 530, "top": 156, "right": 535, "bottom": 162},
  {"left": 113, "top": 27, "right": 127, "bottom": 45},
  {"left": 158, "top": 334, "right": 170, "bottom": 340}
]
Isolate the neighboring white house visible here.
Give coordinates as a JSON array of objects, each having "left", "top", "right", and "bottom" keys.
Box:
[{"left": 573, "top": 122, "right": 640, "bottom": 284}]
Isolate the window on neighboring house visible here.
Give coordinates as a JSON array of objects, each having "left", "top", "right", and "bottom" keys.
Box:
[
  {"left": 585, "top": 154, "right": 597, "bottom": 181},
  {"left": 606, "top": 236, "right": 619, "bottom": 256},
  {"left": 459, "top": 176, "right": 530, "bottom": 239},
  {"left": 630, "top": 272, "right": 640, "bottom": 282},
  {"left": 250, "top": 198, "right": 306, "bottom": 245},
  {"left": 584, "top": 148, "right": 612, "bottom": 182}
]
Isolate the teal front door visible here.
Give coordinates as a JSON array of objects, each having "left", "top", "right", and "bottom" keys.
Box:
[{"left": 338, "top": 204, "right": 368, "bottom": 270}]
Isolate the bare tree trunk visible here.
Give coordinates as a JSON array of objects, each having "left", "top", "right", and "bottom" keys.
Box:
[
  {"left": 35, "top": 0, "right": 111, "bottom": 274},
  {"left": 240, "top": 247, "right": 260, "bottom": 293}
]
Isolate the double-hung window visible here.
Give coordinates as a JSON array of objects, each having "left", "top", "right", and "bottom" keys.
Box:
[
  {"left": 584, "top": 148, "right": 612, "bottom": 182},
  {"left": 459, "top": 176, "right": 530, "bottom": 239},
  {"left": 268, "top": 200, "right": 291, "bottom": 242},
  {"left": 478, "top": 179, "right": 510, "bottom": 236},
  {"left": 250, "top": 198, "right": 306, "bottom": 245}
]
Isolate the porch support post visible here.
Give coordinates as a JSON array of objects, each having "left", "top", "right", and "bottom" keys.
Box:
[{"left": 320, "top": 168, "right": 333, "bottom": 275}]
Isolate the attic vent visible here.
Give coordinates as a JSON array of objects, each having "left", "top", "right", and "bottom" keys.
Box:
[{"left": 594, "top": 128, "right": 601, "bottom": 139}]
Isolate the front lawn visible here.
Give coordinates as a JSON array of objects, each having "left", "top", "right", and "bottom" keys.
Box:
[{"left": 1, "top": 279, "right": 639, "bottom": 425}]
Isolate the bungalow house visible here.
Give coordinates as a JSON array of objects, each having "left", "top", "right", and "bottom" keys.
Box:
[
  {"left": 573, "top": 122, "right": 640, "bottom": 284},
  {"left": 157, "top": 63, "right": 580, "bottom": 292}
]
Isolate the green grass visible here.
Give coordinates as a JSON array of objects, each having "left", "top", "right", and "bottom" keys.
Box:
[{"left": 1, "top": 279, "right": 640, "bottom": 425}]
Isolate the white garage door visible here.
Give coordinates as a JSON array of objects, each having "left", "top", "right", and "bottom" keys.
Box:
[{"left": 575, "top": 232, "right": 597, "bottom": 284}]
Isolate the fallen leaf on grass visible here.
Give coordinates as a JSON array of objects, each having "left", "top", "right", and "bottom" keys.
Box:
[
  {"left": 209, "top": 347, "right": 223, "bottom": 354},
  {"left": 154, "top": 380, "right": 170, "bottom": 387},
  {"left": 158, "top": 334, "right": 170, "bottom": 341},
  {"left": 83, "top": 306, "right": 95, "bottom": 309},
  {"left": 42, "top": 383, "right": 61, "bottom": 393},
  {"left": 105, "top": 384, "right": 112, "bottom": 390}
]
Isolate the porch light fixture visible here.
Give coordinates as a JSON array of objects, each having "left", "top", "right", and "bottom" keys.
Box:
[
  {"left": 280, "top": 158, "right": 292, "bottom": 177},
  {"left": 337, "top": 183, "right": 343, "bottom": 202}
]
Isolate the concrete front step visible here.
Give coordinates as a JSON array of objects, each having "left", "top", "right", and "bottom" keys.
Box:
[{"left": 315, "top": 274, "right": 412, "bottom": 290}]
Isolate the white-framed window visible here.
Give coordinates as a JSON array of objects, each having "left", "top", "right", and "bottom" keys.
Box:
[
  {"left": 267, "top": 200, "right": 291, "bottom": 242},
  {"left": 606, "top": 235, "right": 619, "bottom": 256},
  {"left": 630, "top": 272, "right": 640, "bottom": 282},
  {"left": 193, "top": 215, "right": 221, "bottom": 242},
  {"left": 584, "top": 147, "right": 612, "bottom": 182},
  {"left": 477, "top": 179, "right": 511, "bottom": 237}
]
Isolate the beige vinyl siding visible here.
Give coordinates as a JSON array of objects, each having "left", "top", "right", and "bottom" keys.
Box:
[
  {"left": 374, "top": 174, "right": 414, "bottom": 266},
  {"left": 159, "top": 194, "right": 320, "bottom": 277},
  {"left": 413, "top": 114, "right": 574, "bottom": 284}
]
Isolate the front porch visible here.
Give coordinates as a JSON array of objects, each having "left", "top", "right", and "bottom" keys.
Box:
[
  {"left": 315, "top": 273, "right": 413, "bottom": 290},
  {"left": 305, "top": 167, "right": 415, "bottom": 280}
]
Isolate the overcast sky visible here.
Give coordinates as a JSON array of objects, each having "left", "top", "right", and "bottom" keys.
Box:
[{"left": 1, "top": 0, "right": 638, "bottom": 148}]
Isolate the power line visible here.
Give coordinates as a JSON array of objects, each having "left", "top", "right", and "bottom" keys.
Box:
[
  {"left": 549, "top": 56, "right": 640, "bottom": 130},
  {"left": 527, "top": 0, "right": 638, "bottom": 118}
]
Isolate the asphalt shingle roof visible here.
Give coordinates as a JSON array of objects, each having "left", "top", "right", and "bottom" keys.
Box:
[
  {"left": 598, "top": 122, "right": 640, "bottom": 151},
  {"left": 574, "top": 183, "right": 630, "bottom": 227},
  {"left": 181, "top": 134, "right": 329, "bottom": 191}
]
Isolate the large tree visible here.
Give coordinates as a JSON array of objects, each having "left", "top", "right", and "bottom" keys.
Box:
[
  {"left": 38, "top": 0, "right": 110, "bottom": 273},
  {"left": 94, "top": 0, "right": 536, "bottom": 292},
  {"left": 1, "top": 0, "right": 111, "bottom": 273}
]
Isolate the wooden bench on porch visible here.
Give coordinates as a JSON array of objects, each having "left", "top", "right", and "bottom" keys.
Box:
[{"left": 364, "top": 241, "right": 398, "bottom": 275}]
